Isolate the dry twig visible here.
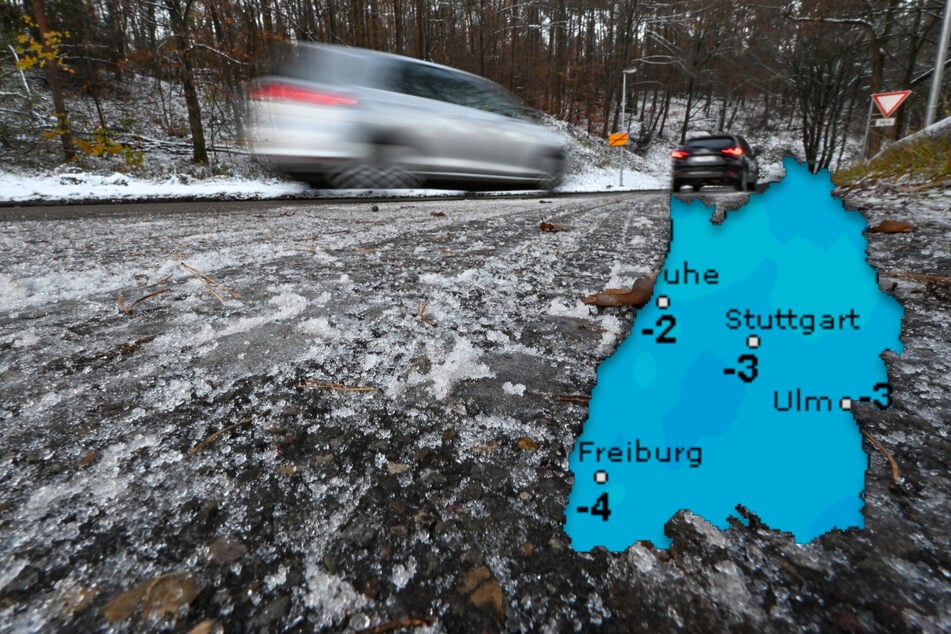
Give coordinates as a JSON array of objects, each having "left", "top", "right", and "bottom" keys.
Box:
[
  {"left": 881, "top": 271, "right": 951, "bottom": 286},
  {"left": 181, "top": 262, "right": 243, "bottom": 303},
  {"left": 861, "top": 429, "right": 902, "bottom": 487},
  {"left": 118, "top": 288, "right": 171, "bottom": 314},
  {"left": 359, "top": 617, "right": 435, "bottom": 634},
  {"left": 554, "top": 394, "right": 591, "bottom": 404},
  {"left": 417, "top": 299, "right": 437, "bottom": 327},
  {"left": 300, "top": 379, "right": 380, "bottom": 392},
  {"left": 190, "top": 417, "right": 253, "bottom": 456},
  {"left": 527, "top": 391, "right": 590, "bottom": 405}
]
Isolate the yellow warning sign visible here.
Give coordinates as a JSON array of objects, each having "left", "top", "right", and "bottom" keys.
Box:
[{"left": 609, "top": 133, "right": 630, "bottom": 147}]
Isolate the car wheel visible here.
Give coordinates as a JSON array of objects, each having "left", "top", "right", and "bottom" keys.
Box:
[
  {"left": 373, "top": 142, "right": 422, "bottom": 188},
  {"left": 672, "top": 179, "right": 682, "bottom": 192},
  {"left": 747, "top": 175, "right": 758, "bottom": 192},
  {"left": 536, "top": 154, "right": 565, "bottom": 191},
  {"left": 735, "top": 170, "right": 748, "bottom": 192},
  {"left": 330, "top": 143, "right": 421, "bottom": 189}
]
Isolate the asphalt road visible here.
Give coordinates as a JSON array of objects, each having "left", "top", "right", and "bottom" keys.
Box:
[{"left": 1, "top": 190, "right": 947, "bottom": 632}]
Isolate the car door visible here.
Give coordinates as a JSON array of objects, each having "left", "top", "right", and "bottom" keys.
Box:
[{"left": 383, "top": 62, "right": 539, "bottom": 179}]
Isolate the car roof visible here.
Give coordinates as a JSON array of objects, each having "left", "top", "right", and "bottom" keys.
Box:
[{"left": 289, "top": 41, "right": 493, "bottom": 87}]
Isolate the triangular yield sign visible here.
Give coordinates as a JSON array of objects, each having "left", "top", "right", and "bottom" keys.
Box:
[{"left": 872, "top": 91, "right": 912, "bottom": 118}]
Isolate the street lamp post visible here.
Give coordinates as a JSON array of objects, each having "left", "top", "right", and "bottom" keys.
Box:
[
  {"left": 925, "top": 0, "right": 951, "bottom": 127},
  {"left": 619, "top": 68, "right": 637, "bottom": 187}
]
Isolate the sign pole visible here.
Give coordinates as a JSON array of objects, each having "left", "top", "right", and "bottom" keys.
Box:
[
  {"left": 618, "top": 68, "right": 636, "bottom": 188},
  {"left": 862, "top": 97, "right": 873, "bottom": 159},
  {"left": 619, "top": 73, "right": 627, "bottom": 187},
  {"left": 926, "top": 0, "right": 951, "bottom": 127}
]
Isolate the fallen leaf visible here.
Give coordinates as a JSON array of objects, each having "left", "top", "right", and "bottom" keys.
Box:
[
  {"left": 387, "top": 462, "right": 411, "bottom": 474},
  {"left": 517, "top": 437, "right": 539, "bottom": 451},
  {"left": 141, "top": 573, "right": 200, "bottom": 620},
  {"left": 470, "top": 579, "right": 504, "bottom": 618},
  {"left": 430, "top": 211, "right": 446, "bottom": 217},
  {"left": 869, "top": 220, "right": 914, "bottom": 233},
  {"left": 79, "top": 450, "right": 97, "bottom": 467},
  {"left": 104, "top": 582, "right": 148, "bottom": 623},
  {"left": 104, "top": 572, "right": 201, "bottom": 623},
  {"left": 208, "top": 536, "right": 248, "bottom": 565},
  {"left": 539, "top": 221, "right": 570, "bottom": 232},
  {"left": 187, "top": 620, "right": 217, "bottom": 634},
  {"left": 583, "top": 275, "right": 655, "bottom": 307},
  {"left": 458, "top": 565, "right": 491, "bottom": 594}
]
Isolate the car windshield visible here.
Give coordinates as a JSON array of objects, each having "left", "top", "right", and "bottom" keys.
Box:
[
  {"left": 396, "top": 61, "right": 533, "bottom": 119},
  {"left": 685, "top": 137, "right": 736, "bottom": 150},
  {"left": 269, "top": 43, "right": 376, "bottom": 87}
]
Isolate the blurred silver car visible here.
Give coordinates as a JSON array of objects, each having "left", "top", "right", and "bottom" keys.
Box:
[{"left": 244, "top": 43, "right": 567, "bottom": 190}]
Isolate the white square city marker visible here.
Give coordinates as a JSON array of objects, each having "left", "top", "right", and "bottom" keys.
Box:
[
  {"left": 747, "top": 335, "right": 760, "bottom": 349},
  {"left": 657, "top": 296, "right": 670, "bottom": 309},
  {"left": 595, "top": 470, "right": 608, "bottom": 484},
  {"left": 840, "top": 397, "right": 853, "bottom": 411}
]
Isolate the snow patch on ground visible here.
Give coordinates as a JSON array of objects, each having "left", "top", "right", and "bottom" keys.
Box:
[{"left": 426, "top": 336, "right": 495, "bottom": 400}]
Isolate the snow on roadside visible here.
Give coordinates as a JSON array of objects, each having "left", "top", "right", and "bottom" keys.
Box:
[
  {"left": 0, "top": 164, "right": 665, "bottom": 204},
  {"left": 0, "top": 168, "right": 308, "bottom": 203}
]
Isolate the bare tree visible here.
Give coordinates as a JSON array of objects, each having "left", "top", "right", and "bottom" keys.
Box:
[{"left": 164, "top": 0, "right": 207, "bottom": 164}]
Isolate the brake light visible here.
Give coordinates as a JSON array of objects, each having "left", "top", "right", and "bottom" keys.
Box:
[
  {"left": 671, "top": 150, "right": 689, "bottom": 159},
  {"left": 248, "top": 83, "right": 358, "bottom": 107},
  {"left": 721, "top": 146, "right": 744, "bottom": 157}
]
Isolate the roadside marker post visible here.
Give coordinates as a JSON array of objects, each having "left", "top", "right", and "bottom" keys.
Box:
[{"left": 609, "top": 133, "right": 629, "bottom": 146}]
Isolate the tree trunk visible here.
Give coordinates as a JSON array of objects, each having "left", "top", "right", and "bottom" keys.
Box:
[
  {"left": 415, "top": 0, "right": 425, "bottom": 58},
  {"left": 166, "top": 0, "right": 208, "bottom": 164},
  {"left": 32, "top": 0, "right": 74, "bottom": 162}
]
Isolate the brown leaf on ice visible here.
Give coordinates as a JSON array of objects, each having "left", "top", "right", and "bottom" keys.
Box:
[
  {"left": 539, "top": 221, "right": 570, "bottom": 232},
  {"left": 104, "top": 572, "right": 201, "bottom": 623},
  {"left": 186, "top": 620, "right": 218, "bottom": 634},
  {"left": 869, "top": 220, "right": 914, "bottom": 233},
  {"left": 517, "top": 437, "right": 539, "bottom": 451},
  {"left": 582, "top": 275, "right": 655, "bottom": 307},
  {"left": 459, "top": 566, "right": 505, "bottom": 618},
  {"left": 430, "top": 211, "right": 446, "bottom": 217},
  {"left": 208, "top": 536, "right": 248, "bottom": 565}
]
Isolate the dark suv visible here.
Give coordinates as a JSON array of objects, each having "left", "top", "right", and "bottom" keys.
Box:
[{"left": 671, "top": 134, "right": 758, "bottom": 192}]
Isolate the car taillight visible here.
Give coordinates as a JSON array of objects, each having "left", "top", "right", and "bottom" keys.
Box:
[
  {"left": 671, "top": 150, "right": 689, "bottom": 159},
  {"left": 248, "top": 82, "right": 358, "bottom": 107},
  {"left": 721, "top": 147, "right": 744, "bottom": 157}
]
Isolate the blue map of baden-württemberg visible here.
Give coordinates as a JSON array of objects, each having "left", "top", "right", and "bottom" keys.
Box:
[{"left": 565, "top": 158, "right": 904, "bottom": 551}]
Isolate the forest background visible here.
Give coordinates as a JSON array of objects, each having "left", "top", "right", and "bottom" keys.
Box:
[{"left": 0, "top": 0, "right": 948, "bottom": 177}]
